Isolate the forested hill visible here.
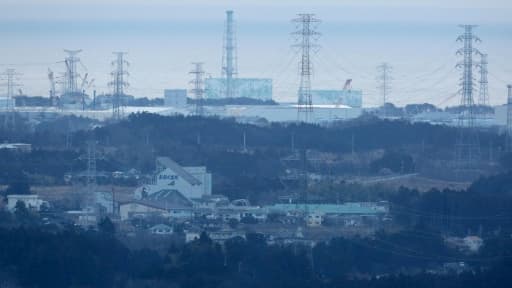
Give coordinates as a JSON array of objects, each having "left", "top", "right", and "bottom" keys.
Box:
[
  {"left": 89, "top": 113, "right": 493, "bottom": 154},
  {"left": 0, "top": 224, "right": 511, "bottom": 288},
  {"left": 2, "top": 113, "right": 504, "bottom": 159}
]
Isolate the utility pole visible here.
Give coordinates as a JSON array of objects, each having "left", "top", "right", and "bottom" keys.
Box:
[
  {"left": 292, "top": 13, "right": 320, "bottom": 123},
  {"left": 109, "top": 52, "right": 129, "bottom": 120},
  {"left": 242, "top": 131, "right": 247, "bottom": 153},
  {"left": 189, "top": 62, "right": 206, "bottom": 116},
  {"left": 1, "top": 68, "right": 22, "bottom": 130},
  {"left": 300, "top": 149, "right": 309, "bottom": 225},
  {"left": 47, "top": 68, "right": 57, "bottom": 107},
  {"left": 291, "top": 132, "right": 295, "bottom": 152},
  {"left": 477, "top": 53, "right": 489, "bottom": 107},
  {"left": 506, "top": 85, "right": 512, "bottom": 153},
  {"left": 454, "top": 25, "right": 481, "bottom": 175},
  {"left": 222, "top": 10, "right": 238, "bottom": 98},
  {"left": 86, "top": 140, "right": 97, "bottom": 210},
  {"left": 377, "top": 63, "right": 392, "bottom": 117},
  {"left": 351, "top": 133, "right": 355, "bottom": 159}
]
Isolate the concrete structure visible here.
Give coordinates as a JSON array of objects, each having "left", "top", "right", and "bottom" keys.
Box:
[
  {"left": 312, "top": 89, "right": 363, "bottom": 108},
  {"left": 164, "top": 89, "right": 187, "bottom": 108},
  {"left": 205, "top": 78, "right": 272, "bottom": 100},
  {"left": 135, "top": 157, "right": 211, "bottom": 201},
  {"left": 7, "top": 194, "right": 46, "bottom": 211}
]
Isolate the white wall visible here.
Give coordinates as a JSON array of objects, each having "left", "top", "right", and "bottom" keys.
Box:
[{"left": 164, "top": 89, "right": 187, "bottom": 108}]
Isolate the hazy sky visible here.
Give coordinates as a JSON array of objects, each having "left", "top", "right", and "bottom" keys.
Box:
[{"left": 1, "top": 0, "right": 511, "bottom": 106}]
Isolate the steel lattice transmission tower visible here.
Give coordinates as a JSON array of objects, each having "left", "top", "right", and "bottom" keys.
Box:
[
  {"left": 222, "top": 10, "right": 238, "bottom": 98},
  {"left": 63, "top": 49, "right": 82, "bottom": 96},
  {"left": 506, "top": 85, "right": 512, "bottom": 153},
  {"left": 109, "top": 52, "right": 129, "bottom": 120},
  {"left": 292, "top": 13, "right": 320, "bottom": 123},
  {"left": 454, "top": 25, "right": 481, "bottom": 172},
  {"left": 190, "top": 62, "right": 206, "bottom": 116},
  {"left": 1, "top": 68, "right": 22, "bottom": 129},
  {"left": 377, "top": 63, "right": 392, "bottom": 117},
  {"left": 477, "top": 53, "right": 489, "bottom": 107}
]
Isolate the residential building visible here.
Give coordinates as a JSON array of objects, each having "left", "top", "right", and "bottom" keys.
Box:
[{"left": 119, "top": 201, "right": 169, "bottom": 221}]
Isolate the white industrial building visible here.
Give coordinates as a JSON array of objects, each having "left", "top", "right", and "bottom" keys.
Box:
[
  {"left": 208, "top": 104, "right": 362, "bottom": 123},
  {"left": 7, "top": 194, "right": 46, "bottom": 211},
  {"left": 312, "top": 89, "right": 363, "bottom": 108},
  {"left": 494, "top": 104, "right": 508, "bottom": 126},
  {"left": 205, "top": 78, "right": 273, "bottom": 100},
  {"left": 164, "top": 89, "right": 187, "bottom": 108},
  {"left": 0, "top": 143, "right": 32, "bottom": 153},
  {"left": 134, "top": 157, "right": 212, "bottom": 201}
]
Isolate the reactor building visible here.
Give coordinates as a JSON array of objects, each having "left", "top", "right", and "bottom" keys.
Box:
[{"left": 205, "top": 78, "right": 272, "bottom": 100}]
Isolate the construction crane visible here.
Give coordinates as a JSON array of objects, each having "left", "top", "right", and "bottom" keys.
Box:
[
  {"left": 343, "top": 79, "right": 352, "bottom": 91},
  {"left": 80, "top": 73, "right": 89, "bottom": 91},
  {"left": 85, "top": 79, "right": 95, "bottom": 91},
  {"left": 80, "top": 73, "right": 95, "bottom": 95},
  {"left": 336, "top": 79, "right": 352, "bottom": 107}
]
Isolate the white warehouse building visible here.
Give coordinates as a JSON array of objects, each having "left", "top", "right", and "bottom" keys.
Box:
[
  {"left": 134, "top": 157, "right": 212, "bottom": 201},
  {"left": 164, "top": 89, "right": 187, "bottom": 108}
]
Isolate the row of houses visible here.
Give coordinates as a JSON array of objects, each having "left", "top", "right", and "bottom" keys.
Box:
[
  {"left": 119, "top": 196, "right": 390, "bottom": 227},
  {"left": 4, "top": 156, "right": 389, "bottom": 232}
]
